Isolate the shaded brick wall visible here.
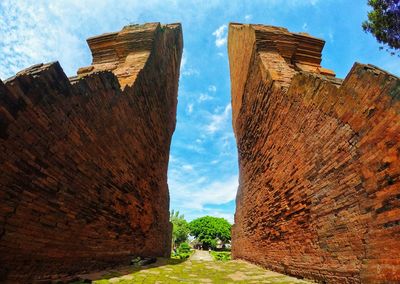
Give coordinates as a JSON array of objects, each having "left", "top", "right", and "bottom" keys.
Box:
[
  {"left": 229, "top": 23, "right": 400, "bottom": 283},
  {"left": 0, "top": 23, "right": 182, "bottom": 282}
]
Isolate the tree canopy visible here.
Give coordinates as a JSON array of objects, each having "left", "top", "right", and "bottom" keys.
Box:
[
  {"left": 170, "top": 210, "right": 190, "bottom": 248},
  {"left": 189, "top": 216, "right": 231, "bottom": 249},
  {"left": 362, "top": 0, "right": 400, "bottom": 54}
]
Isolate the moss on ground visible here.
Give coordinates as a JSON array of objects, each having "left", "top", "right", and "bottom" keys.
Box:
[
  {"left": 90, "top": 255, "right": 313, "bottom": 283},
  {"left": 210, "top": 251, "right": 231, "bottom": 261}
]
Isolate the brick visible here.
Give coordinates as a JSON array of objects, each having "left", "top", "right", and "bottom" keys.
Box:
[
  {"left": 0, "top": 23, "right": 182, "bottom": 282},
  {"left": 229, "top": 23, "right": 400, "bottom": 284}
]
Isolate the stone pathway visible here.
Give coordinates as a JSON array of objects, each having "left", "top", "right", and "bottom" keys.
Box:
[
  {"left": 189, "top": 250, "right": 213, "bottom": 261},
  {"left": 76, "top": 255, "right": 314, "bottom": 283}
]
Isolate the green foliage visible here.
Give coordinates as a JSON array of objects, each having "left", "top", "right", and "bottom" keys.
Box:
[
  {"left": 178, "top": 242, "right": 191, "bottom": 253},
  {"left": 362, "top": 0, "right": 400, "bottom": 54},
  {"left": 189, "top": 216, "right": 231, "bottom": 250},
  {"left": 170, "top": 210, "right": 190, "bottom": 247},
  {"left": 210, "top": 251, "right": 231, "bottom": 261},
  {"left": 171, "top": 242, "right": 193, "bottom": 259}
]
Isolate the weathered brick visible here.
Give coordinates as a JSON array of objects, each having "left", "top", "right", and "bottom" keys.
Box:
[
  {"left": 229, "top": 23, "right": 400, "bottom": 284},
  {"left": 0, "top": 23, "right": 182, "bottom": 282}
]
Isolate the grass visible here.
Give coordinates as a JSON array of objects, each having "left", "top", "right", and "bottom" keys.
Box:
[
  {"left": 87, "top": 257, "right": 313, "bottom": 283},
  {"left": 171, "top": 242, "right": 194, "bottom": 259},
  {"left": 171, "top": 249, "right": 194, "bottom": 260},
  {"left": 210, "top": 251, "right": 231, "bottom": 261}
]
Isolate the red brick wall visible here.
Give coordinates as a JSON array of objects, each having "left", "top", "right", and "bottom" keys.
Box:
[
  {"left": 229, "top": 24, "right": 400, "bottom": 283},
  {"left": 0, "top": 23, "right": 182, "bottom": 282}
]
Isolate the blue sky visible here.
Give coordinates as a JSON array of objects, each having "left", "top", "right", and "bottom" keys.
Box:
[{"left": 1, "top": 1, "right": 399, "bottom": 223}]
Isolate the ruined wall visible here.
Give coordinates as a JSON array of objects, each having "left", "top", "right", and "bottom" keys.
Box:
[
  {"left": 0, "top": 22, "right": 182, "bottom": 282},
  {"left": 229, "top": 23, "right": 400, "bottom": 283}
]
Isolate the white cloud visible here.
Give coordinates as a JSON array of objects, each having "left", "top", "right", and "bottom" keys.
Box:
[
  {"left": 196, "top": 176, "right": 238, "bottom": 205},
  {"left": 198, "top": 93, "right": 213, "bottom": 102},
  {"left": 244, "top": 14, "right": 253, "bottom": 21},
  {"left": 205, "top": 103, "right": 232, "bottom": 134},
  {"left": 221, "top": 133, "right": 233, "bottom": 150},
  {"left": 0, "top": 0, "right": 327, "bottom": 80},
  {"left": 0, "top": 1, "right": 87, "bottom": 79},
  {"left": 182, "top": 164, "right": 194, "bottom": 171},
  {"left": 185, "top": 144, "right": 206, "bottom": 154},
  {"left": 180, "top": 49, "right": 200, "bottom": 77},
  {"left": 203, "top": 209, "right": 234, "bottom": 224},
  {"left": 187, "top": 103, "right": 194, "bottom": 114},
  {"left": 168, "top": 151, "right": 238, "bottom": 222},
  {"left": 208, "top": 85, "right": 217, "bottom": 92},
  {"left": 182, "top": 68, "right": 200, "bottom": 77},
  {"left": 212, "top": 24, "right": 227, "bottom": 47},
  {"left": 1, "top": 0, "right": 217, "bottom": 79},
  {"left": 170, "top": 172, "right": 238, "bottom": 212},
  {"left": 328, "top": 31, "right": 334, "bottom": 43},
  {"left": 180, "top": 49, "right": 187, "bottom": 71},
  {"left": 284, "top": 0, "right": 320, "bottom": 6}
]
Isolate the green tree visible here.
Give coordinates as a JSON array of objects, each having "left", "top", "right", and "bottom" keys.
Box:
[
  {"left": 170, "top": 210, "right": 190, "bottom": 248},
  {"left": 362, "top": 0, "right": 400, "bottom": 54},
  {"left": 189, "top": 216, "right": 231, "bottom": 250}
]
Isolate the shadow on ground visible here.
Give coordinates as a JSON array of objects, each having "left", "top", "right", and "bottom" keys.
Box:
[
  {"left": 70, "top": 251, "right": 314, "bottom": 283},
  {"left": 70, "top": 258, "right": 187, "bottom": 283}
]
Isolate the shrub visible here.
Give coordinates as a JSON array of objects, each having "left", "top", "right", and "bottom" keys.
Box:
[
  {"left": 178, "top": 242, "right": 191, "bottom": 254},
  {"left": 170, "top": 210, "right": 190, "bottom": 248},
  {"left": 210, "top": 251, "right": 231, "bottom": 261},
  {"left": 171, "top": 242, "right": 193, "bottom": 259}
]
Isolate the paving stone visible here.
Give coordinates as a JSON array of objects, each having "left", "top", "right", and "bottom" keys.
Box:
[{"left": 91, "top": 258, "right": 313, "bottom": 283}]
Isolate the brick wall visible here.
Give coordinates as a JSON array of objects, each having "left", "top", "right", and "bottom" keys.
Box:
[
  {"left": 229, "top": 23, "right": 400, "bottom": 283},
  {"left": 0, "top": 23, "right": 182, "bottom": 282}
]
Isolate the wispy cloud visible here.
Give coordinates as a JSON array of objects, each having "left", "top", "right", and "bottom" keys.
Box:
[
  {"left": 203, "top": 209, "right": 235, "bottom": 224},
  {"left": 193, "top": 176, "right": 238, "bottom": 207},
  {"left": 283, "top": 0, "right": 320, "bottom": 6},
  {"left": 208, "top": 85, "right": 217, "bottom": 92},
  {"left": 184, "top": 143, "right": 206, "bottom": 154},
  {"left": 182, "top": 68, "right": 200, "bottom": 77},
  {"left": 205, "top": 104, "right": 232, "bottom": 134},
  {"left": 180, "top": 49, "right": 187, "bottom": 71},
  {"left": 187, "top": 103, "right": 194, "bottom": 114},
  {"left": 0, "top": 1, "right": 87, "bottom": 79},
  {"left": 169, "top": 168, "right": 238, "bottom": 212},
  {"left": 212, "top": 24, "right": 228, "bottom": 47},
  {"left": 180, "top": 49, "right": 200, "bottom": 77},
  {"left": 328, "top": 31, "right": 334, "bottom": 43},
  {"left": 244, "top": 14, "right": 253, "bottom": 21},
  {"left": 182, "top": 164, "right": 194, "bottom": 171},
  {"left": 198, "top": 93, "right": 213, "bottom": 102}
]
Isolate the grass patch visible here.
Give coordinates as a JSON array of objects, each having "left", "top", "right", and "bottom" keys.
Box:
[
  {"left": 171, "top": 250, "right": 194, "bottom": 259},
  {"left": 210, "top": 251, "right": 231, "bottom": 261},
  {"left": 171, "top": 242, "right": 194, "bottom": 259}
]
